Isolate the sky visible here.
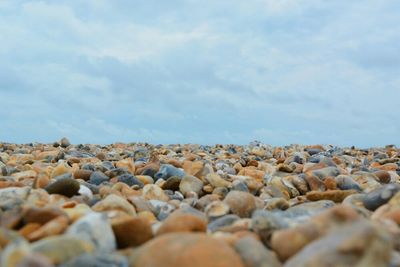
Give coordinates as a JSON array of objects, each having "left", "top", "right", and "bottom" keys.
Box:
[{"left": 0, "top": 0, "right": 399, "bottom": 147}]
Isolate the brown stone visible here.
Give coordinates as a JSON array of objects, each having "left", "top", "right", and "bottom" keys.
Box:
[
  {"left": 156, "top": 211, "right": 207, "bottom": 235},
  {"left": 111, "top": 216, "right": 153, "bottom": 248},
  {"left": 306, "top": 190, "right": 357, "bottom": 203},
  {"left": 72, "top": 169, "right": 92, "bottom": 181},
  {"left": 22, "top": 206, "right": 66, "bottom": 225},
  {"left": 224, "top": 191, "right": 256, "bottom": 218},
  {"left": 131, "top": 233, "right": 244, "bottom": 267}
]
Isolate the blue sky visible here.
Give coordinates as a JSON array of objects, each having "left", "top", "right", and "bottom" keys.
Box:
[{"left": 0, "top": 0, "right": 399, "bottom": 147}]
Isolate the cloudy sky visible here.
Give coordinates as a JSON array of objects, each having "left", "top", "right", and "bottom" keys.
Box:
[{"left": 0, "top": 0, "right": 399, "bottom": 147}]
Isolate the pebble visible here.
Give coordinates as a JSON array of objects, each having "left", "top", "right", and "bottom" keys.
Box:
[
  {"left": 111, "top": 216, "right": 153, "bottom": 248},
  {"left": 179, "top": 175, "right": 204, "bottom": 196},
  {"left": 66, "top": 212, "right": 116, "bottom": 252},
  {"left": 44, "top": 178, "right": 80, "bottom": 197},
  {"left": 117, "top": 173, "right": 144, "bottom": 188},
  {"left": 363, "top": 183, "right": 400, "bottom": 211},
  {"left": 224, "top": 191, "right": 257, "bottom": 218},
  {"left": 89, "top": 171, "right": 109, "bottom": 185},
  {"left": 156, "top": 210, "right": 207, "bottom": 235},
  {"left": 154, "top": 164, "right": 185, "bottom": 181},
  {"left": 130, "top": 233, "right": 244, "bottom": 267},
  {"left": 92, "top": 194, "right": 136, "bottom": 215}
]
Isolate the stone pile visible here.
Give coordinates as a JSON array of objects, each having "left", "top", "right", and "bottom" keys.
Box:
[{"left": 0, "top": 139, "right": 399, "bottom": 266}]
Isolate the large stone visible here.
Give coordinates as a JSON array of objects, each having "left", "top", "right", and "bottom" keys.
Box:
[
  {"left": 44, "top": 178, "right": 80, "bottom": 197},
  {"left": 111, "top": 216, "right": 153, "bottom": 248},
  {"left": 363, "top": 183, "right": 400, "bottom": 211},
  {"left": 224, "top": 191, "right": 256, "bottom": 218},
  {"left": 284, "top": 220, "right": 392, "bottom": 267},
  {"left": 66, "top": 212, "right": 116, "bottom": 252},
  {"left": 92, "top": 194, "right": 136, "bottom": 216},
  {"left": 131, "top": 233, "right": 244, "bottom": 267},
  {"left": 157, "top": 211, "right": 207, "bottom": 235},
  {"left": 179, "top": 175, "right": 204, "bottom": 196}
]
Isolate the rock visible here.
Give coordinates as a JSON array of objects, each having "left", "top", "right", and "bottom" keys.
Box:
[
  {"left": 305, "top": 189, "right": 357, "bottom": 202},
  {"left": 234, "top": 236, "right": 282, "bottom": 267},
  {"left": 66, "top": 212, "right": 116, "bottom": 252},
  {"left": 206, "top": 173, "right": 231, "bottom": 188},
  {"left": 27, "top": 216, "right": 69, "bottom": 241},
  {"left": 60, "top": 137, "right": 71, "bottom": 148},
  {"left": 73, "top": 169, "right": 92, "bottom": 181},
  {"left": 271, "top": 205, "right": 360, "bottom": 261},
  {"left": 224, "top": 191, "right": 256, "bottom": 218},
  {"left": 16, "top": 253, "right": 54, "bottom": 267},
  {"left": 1, "top": 238, "right": 31, "bottom": 267},
  {"left": 205, "top": 201, "right": 230, "bottom": 219},
  {"left": 31, "top": 236, "right": 93, "bottom": 265},
  {"left": 251, "top": 210, "right": 287, "bottom": 246},
  {"left": 22, "top": 206, "right": 66, "bottom": 225},
  {"left": 0, "top": 187, "right": 30, "bottom": 210},
  {"left": 335, "top": 175, "right": 362, "bottom": 191},
  {"left": 92, "top": 194, "right": 136, "bottom": 216},
  {"left": 89, "top": 171, "right": 109, "bottom": 185},
  {"left": 373, "top": 170, "right": 391, "bottom": 184},
  {"left": 44, "top": 178, "right": 80, "bottom": 197},
  {"left": 208, "top": 214, "right": 241, "bottom": 232},
  {"left": 363, "top": 183, "right": 400, "bottom": 211},
  {"left": 154, "top": 164, "right": 185, "bottom": 181},
  {"left": 264, "top": 198, "right": 289, "bottom": 211},
  {"left": 163, "top": 176, "right": 182, "bottom": 191},
  {"left": 179, "top": 175, "right": 204, "bottom": 196},
  {"left": 60, "top": 253, "right": 128, "bottom": 267},
  {"left": 111, "top": 216, "right": 153, "bottom": 248},
  {"left": 142, "top": 184, "right": 169, "bottom": 202},
  {"left": 157, "top": 210, "right": 207, "bottom": 235},
  {"left": 131, "top": 233, "right": 244, "bottom": 267},
  {"left": 117, "top": 174, "right": 144, "bottom": 188},
  {"left": 284, "top": 220, "right": 392, "bottom": 267}
]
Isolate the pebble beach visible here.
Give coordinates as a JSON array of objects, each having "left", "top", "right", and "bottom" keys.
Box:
[{"left": 1, "top": 138, "right": 400, "bottom": 267}]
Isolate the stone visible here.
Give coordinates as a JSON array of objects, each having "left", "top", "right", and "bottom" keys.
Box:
[
  {"left": 373, "top": 170, "right": 392, "bottom": 183},
  {"left": 224, "top": 191, "right": 257, "bottom": 218},
  {"left": 117, "top": 174, "right": 144, "bottom": 188},
  {"left": 335, "top": 175, "right": 362, "bottom": 191},
  {"left": 1, "top": 238, "right": 31, "bottom": 267},
  {"left": 44, "top": 178, "right": 80, "bottom": 197},
  {"left": 92, "top": 194, "right": 136, "bottom": 216},
  {"left": 163, "top": 176, "right": 182, "bottom": 191},
  {"left": 66, "top": 212, "right": 116, "bottom": 252},
  {"left": 31, "top": 236, "right": 94, "bottom": 265},
  {"left": 89, "top": 171, "right": 109, "bottom": 185},
  {"left": 60, "top": 253, "right": 128, "bottom": 267},
  {"left": 142, "top": 184, "right": 169, "bottom": 202},
  {"left": 111, "top": 216, "right": 153, "bottom": 248},
  {"left": 306, "top": 189, "right": 357, "bottom": 202},
  {"left": 60, "top": 137, "right": 71, "bottom": 148},
  {"left": 205, "top": 200, "right": 230, "bottom": 219},
  {"left": 157, "top": 210, "right": 207, "bottom": 235},
  {"left": 251, "top": 210, "right": 287, "bottom": 246},
  {"left": 27, "top": 216, "right": 69, "bottom": 241},
  {"left": 154, "top": 164, "right": 185, "bottom": 181},
  {"left": 22, "top": 206, "right": 66, "bottom": 225},
  {"left": 73, "top": 169, "right": 92, "bottom": 181},
  {"left": 131, "top": 233, "right": 244, "bottom": 267},
  {"left": 16, "top": 253, "right": 54, "bottom": 267},
  {"left": 363, "top": 183, "right": 400, "bottom": 211},
  {"left": 284, "top": 220, "right": 392, "bottom": 267},
  {"left": 0, "top": 187, "right": 30, "bottom": 210},
  {"left": 208, "top": 214, "right": 241, "bottom": 232},
  {"left": 234, "top": 236, "right": 282, "bottom": 267},
  {"left": 206, "top": 173, "right": 231, "bottom": 188},
  {"left": 179, "top": 175, "right": 204, "bottom": 196}
]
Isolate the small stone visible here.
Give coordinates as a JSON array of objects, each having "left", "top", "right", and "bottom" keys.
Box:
[
  {"left": 234, "top": 236, "right": 282, "bottom": 267},
  {"left": 306, "top": 189, "right": 357, "bottom": 203},
  {"left": 60, "top": 137, "right": 71, "bottom": 148},
  {"left": 66, "top": 212, "right": 116, "bottom": 252},
  {"left": 208, "top": 214, "right": 240, "bottom": 232},
  {"left": 373, "top": 170, "right": 391, "bottom": 184},
  {"left": 60, "top": 253, "right": 128, "bottom": 267},
  {"left": 73, "top": 169, "right": 92, "bottom": 181},
  {"left": 205, "top": 201, "right": 230, "bottom": 219},
  {"left": 16, "top": 253, "right": 54, "bottom": 267},
  {"left": 131, "top": 233, "right": 244, "bottom": 267},
  {"left": 163, "top": 176, "right": 182, "bottom": 191},
  {"left": 363, "top": 183, "right": 400, "bottom": 211},
  {"left": 154, "top": 164, "right": 185, "bottom": 181},
  {"left": 111, "top": 216, "right": 153, "bottom": 248},
  {"left": 1, "top": 238, "right": 31, "bottom": 267},
  {"left": 205, "top": 173, "right": 231, "bottom": 188},
  {"left": 304, "top": 174, "right": 326, "bottom": 191},
  {"left": 89, "top": 171, "right": 109, "bottom": 185},
  {"left": 0, "top": 187, "right": 30, "bottom": 210},
  {"left": 142, "top": 184, "right": 169, "bottom": 202},
  {"left": 251, "top": 210, "right": 287, "bottom": 246},
  {"left": 117, "top": 174, "right": 144, "bottom": 188},
  {"left": 31, "top": 236, "right": 93, "bottom": 265},
  {"left": 22, "top": 206, "right": 66, "bottom": 225},
  {"left": 156, "top": 211, "right": 207, "bottom": 235},
  {"left": 92, "top": 194, "right": 136, "bottom": 216},
  {"left": 335, "top": 175, "right": 362, "bottom": 191},
  {"left": 50, "top": 163, "right": 71, "bottom": 179},
  {"left": 224, "top": 191, "right": 256, "bottom": 218},
  {"left": 179, "top": 175, "right": 204, "bottom": 196},
  {"left": 44, "top": 178, "right": 80, "bottom": 197},
  {"left": 27, "top": 216, "right": 69, "bottom": 241}
]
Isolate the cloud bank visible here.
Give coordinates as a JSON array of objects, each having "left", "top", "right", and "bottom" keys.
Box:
[{"left": 0, "top": 0, "right": 399, "bottom": 147}]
